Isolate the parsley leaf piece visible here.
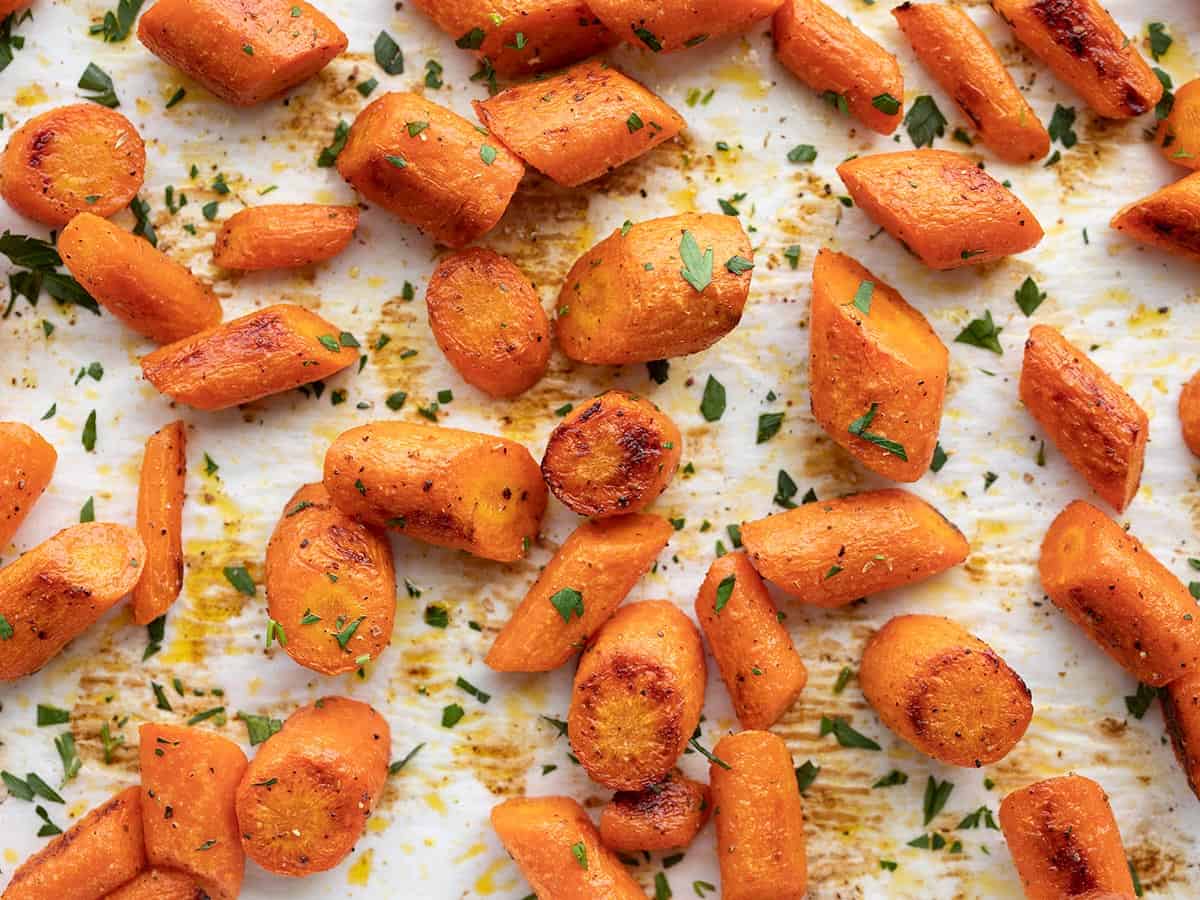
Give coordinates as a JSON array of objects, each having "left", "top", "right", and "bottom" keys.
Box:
[
  {"left": 819, "top": 715, "right": 881, "bottom": 750},
  {"left": 714, "top": 574, "right": 735, "bottom": 613},
  {"left": 1015, "top": 276, "right": 1046, "bottom": 316},
  {"left": 904, "top": 95, "right": 946, "bottom": 148},
  {"left": 549, "top": 587, "right": 584, "bottom": 623},
  {"left": 374, "top": 30, "right": 404, "bottom": 74},
  {"left": 679, "top": 230, "right": 713, "bottom": 293},
  {"left": 847, "top": 403, "right": 907, "bottom": 460},
  {"left": 700, "top": 375, "right": 725, "bottom": 422},
  {"left": 955, "top": 310, "right": 1003, "bottom": 354}
]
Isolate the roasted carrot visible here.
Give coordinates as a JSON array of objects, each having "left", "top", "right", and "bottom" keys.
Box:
[
  {"left": 139, "top": 724, "right": 248, "bottom": 900},
  {"left": 695, "top": 551, "right": 807, "bottom": 730},
  {"left": 860, "top": 614, "right": 1033, "bottom": 767},
  {"left": 740, "top": 488, "right": 968, "bottom": 607},
  {"left": 103, "top": 869, "right": 207, "bottom": 900},
  {"left": 709, "top": 730, "right": 807, "bottom": 900},
  {"left": 568, "top": 600, "right": 705, "bottom": 790},
  {"left": 235, "top": 696, "right": 390, "bottom": 876},
  {"left": 323, "top": 421, "right": 546, "bottom": 563},
  {"left": 1162, "top": 672, "right": 1200, "bottom": 801},
  {"left": 999, "top": 775, "right": 1136, "bottom": 900},
  {"left": 0, "top": 103, "right": 145, "bottom": 227},
  {"left": 486, "top": 513, "right": 672, "bottom": 672},
  {"left": 837, "top": 149, "right": 1044, "bottom": 269},
  {"left": 265, "top": 482, "right": 396, "bottom": 674},
  {"left": 2, "top": 786, "right": 145, "bottom": 900},
  {"left": 0, "top": 1, "right": 30, "bottom": 15},
  {"left": 556, "top": 212, "right": 752, "bottom": 363},
  {"left": 598, "top": 768, "right": 711, "bottom": 853},
  {"left": 1158, "top": 79, "right": 1200, "bottom": 170},
  {"left": 541, "top": 390, "right": 682, "bottom": 518},
  {"left": 132, "top": 421, "right": 186, "bottom": 626},
  {"left": 59, "top": 213, "right": 222, "bottom": 344},
  {"left": 213, "top": 204, "right": 358, "bottom": 270},
  {"left": 0, "top": 422, "right": 55, "bottom": 548},
  {"left": 1180, "top": 370, "right": 1200, "bottom": 458},
  {"left": 137, "top": 0, "right": 347, "bottom": 106},
  {"left": 425, "top": 247, "right": 551, "bottom": 398},
  {"left": 991, "top": 0, "right": 1161, "bottom": 119},
  {"left": 337, "top": 92, "right": 524, "bottom": 248},
  {"left": 408, "top": 0, "right": 616, "bottom": 75},
  {"left": 0, "top": 523, "right": 145, "bottom": 681},
  {"left": 473, "top": 59, "right": 685, "bottom": 186},
  {"left": 1020, "top": 325, "right": 1147, "bottom": 512},
  {"left": 809, "top": 249, "right": 947, "bottom": 482},
  {"left": 1110, "top": 170, "right": 1200, "bottom": 263},
  {"left": 893, "top": 2, "right": 1050, "bottom": 162},
  {"left": 490, "top": 796, "right": 646, "bottom": 899},
  {"left": 773, "top": 0, "right": 904, "bottom": 135},
  {"left": 1039, "top": 500, "right": 1200, "bottom": 686},
  {"left": 590, "top": 0, "right": 784, "bottom": 54},
  {"left": 140, "top": 303, "right": 357, "bottom": 410}
]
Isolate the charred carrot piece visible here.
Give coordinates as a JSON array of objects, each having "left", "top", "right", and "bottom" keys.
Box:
[
  {"left": 0, "top": 523, "right": 145, "bottom": 681},
  {"left": 1110, "top": 170, "right": 1200, "bottom": 263},
  {"left": 1158, "top": 79, "right": 1200, "bottom": 170},
  {"left": 599, "top": 768, "right": 711, "bottom": 853},
  {"left": 213, "top": 204, "right": 358, "bottom": 270},
  {"left": 1039, "top": 500, "right": 1200, "bottom": 686},
  {"left": 0, "top": 422, "right": 55, "bottom": 548},
  {"left": 490, "top": 795, "right": 646, "bottom": 899},
  {"left": 103, "top": 869, "right": 208, "bottom": 900},
  {"left": 1020, "top": 325, "right": 1147, "bottom": 512},
  {"left": 2, "top": 786, "right": 145, "bottom": 900},
  {"left": 139, "top": 724, "right": 248, "bottom": 900},
  {"left": 132, "top": 421, "right": 186, "bottom": 626},
  {"left": 140, "top": 303, "right": 357, "bottom": 411},
  {"left": 709, "top": 730, "right": 807, "bottom": 900},
  {"left": 1162, "top": 672, "right": 1200, "bottom": 802},
  {"left": 999, "top": 775, "right": 1136, "bottom": 900},
  {"left": 486, "top": 513, "right": 672, "bottom": 672}
]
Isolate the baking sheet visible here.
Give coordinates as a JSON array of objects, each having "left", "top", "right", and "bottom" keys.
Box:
[{"left": 2, "top": 0, "right": 1200, "bottom": 896}]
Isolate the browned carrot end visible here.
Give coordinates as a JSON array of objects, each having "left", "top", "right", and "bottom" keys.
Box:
[
  {"left": 1110, "top": 171, "right": 1200, "bottom": 263},
  {"left": 1180, "top": 371, "right": 1200, "bottom": 458},
  {"left": 132, "top": 420, "right": 186, "bottom": 626},
  {"left": 1162, "top": 672, "right": 1200, "bottom": 801},
  {"left": 1158, "top": 79, "right": 1200, "bottom": 170},
  {"left": 103, "top": 868, "right": 209, "bottom": 900},
  {"left": 598, "top": 768, "right": 711, "bottom": 852},
  {"left": 0, "top": 421, "right": 56, "bottom": 548},
  {"left": 213, "top": 204, "right": 359, "bottom": 270}
]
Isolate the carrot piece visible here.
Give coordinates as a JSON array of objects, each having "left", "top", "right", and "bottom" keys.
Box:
[
  {"left": 0, "top": 523, "right": 145, "bottom": 681},
  {"left": 265, "top": 482, "right": 396, "bottom": 674},
  {"left": 139, "top": 724, "right": 248, "bottom": 900},
  {"left": 2, "top": 786, "right": 145, "bottom": 900},
  {"left": 408, "top": 0, "right": 616, "bottom": 75},
  {"left": 589, "top": 0, "right": 784, "bottom": 54},
  {"left": 740, "top": 488, "right": 968, "bottom": 607},
  {"left": 131, "top": 421, "right": 186, "bottom": 626},
  {"left": 568, "top": 600, "right": 705, "bottom": 790},
  {"left": 1110, "top": 170, "right": 1200, "bottom": 263},
  {"left": 837, "top": 149, "right": 1044, "bottom": 269},
  {"left": 235, "top": 696, "right": 390, "bottom": 876},
  {"left": 486, "top": 513, "right": 672, "bottom": 672},
  {"left": 1019, "top": 325, "right": 1147, "bottom": 512},
  {"left": 541, "top": 390, "right": 682, "bottom": 518},
  {"left": 1158, "top": 79, "right": 1200, "bottom": 170},
  {"left": 893, "top": 2, "right": 1049, "bottom": 162},
  {"left": 0, "top": 1, "right": 30, "bottom": 15},
  {"left": 556, "top": 212, "right": 752, "bottom": 363},
  {"left": 59, "top": 213, "right": 222, "bottom": 344},
  {"left": 0, "top": 422, "right": 55, "bottom": 548},
  {"left": 213, "top": 204, "right": 358, "bottom": 270},
  {"left": 599, "top": 768, "right": 710, "bottom": 853},
  {"left": 1180, "top": 370, "right": 1200, "bottom": 458},
  {"left": 140, "top": 303, "right": 357, "bottom": 411},
  {"left": 490, "top": 796, "right": 646, "bottom": 899},
  {"left": 860, "top": 614, "right": 1033, "bottom": 767},
  {"left": 322, "top": 421, "right": 546, "bottom": 563},
  {"left": 709, "top": 730, "right": 807, "bottom": 900},
  {"left": 425, "top": 247, "right": 551, "bottom": 398},
  {"left": 473, "top": 59, "right": 685, "bottom": 187},
  {"left": 991, "top": 0, "right": 1161, "bottom": 119},
  {"left": 0, "top": 103, "right": 145, "bottom": 227},
  {"left": 1039, "top": 500, "right": 1200, "bottom": 686},
  {"left": 773, "top": 0, "right": 904, "bottom": 135},
  {"left": 809, "top": 248, "right": 947, "bottom": 481},
  {"left": 999, "top": 775, "right": 1135, "bottom": 900},
  {"left": 695, "top": 551, "right": 807, "bottom": 730},
  {"left": 137, "top": 0, "right": 347, "bottom": 106},
  {"left": 1162, "top": 672, "right": 1200, "bottom": 801},
  {"left": 103, "top": 869, "right": 207, "bottom": 900},
  {"left": 337, "top": 92, "right": 524, "bottom": 249}
]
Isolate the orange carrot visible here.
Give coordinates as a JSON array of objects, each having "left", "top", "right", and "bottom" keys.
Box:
[
  {"left": 1180, "top": 370, "right": 1200, "bottom": 458},
  {"left": 590, "top": 0, "right": 784, "bottom": 54},
  {"left": 132, "top": 421, "right": 186, "bottom": 626},
  {"left": 486, "top": 513, "right": 672, "bottom": 672},
  {"left": 1162, "top": 671, "right": 1200, "bottom": 801},
  {"left": 1110, "top": 170, "right": 1200, "bottom": 263},
  {"left": 599, "top": 768, "right": 711, "bottom": 852},
  {"left": 139, "top": 724, "right": 248, "bottom": 900},
  {"left": 0, "top": 422, "right": 55, "bottom": 548},
  {"left": 1158, "top": 78, "right": 1200, "bottom": 170},
  {"left": 103, "top": 869, "right": 207, "bottom": 900},
  {"left": 213, "top": 204, "right": 358, "bottom": 270}
]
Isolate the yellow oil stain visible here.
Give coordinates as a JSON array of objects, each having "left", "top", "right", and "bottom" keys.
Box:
[
  {"left": 366, "top": 816, "right": 390, "bottom": 833},
  {"left": 1127, "top": 303, "right": 1169, "bottom": 330},
  {"left": 14, "top": 84, "right": 47, "bottom": 106},
  {"left": 162, "top": 538, "right": 258, "bottom": 664},
  {"left": 135, "top": 98, "right": 151, "bottom": 115},
  {"left": 974, "top": 519, "right": 1010, "bottom": 542},
  {"left": 1153, "top": 375, "right": 1169, "bottom": 394},
  {"left": 3, "top": 849, "right": 16, "bottom": 864},
  {"left": 715, "top": 62, "right": 770, "bottom": 100},
  {"left": 425, "top": 792, "right": 447, "bottom": 814},
  {"left": 668, "top": 186, "right": 697, "bottom": 213},
  {"left": 347, "top": 849, "right": 373, "bottom": 886},
  {"left": 367, "top": 276, "right": 385, "bottom": 289},
  {"left": 573, "top": 222, "right": 596, "bottom": 255},
  {"left": 473, "top": 857, "right": 515, "bottom": 895},
  {"left": 455, "top": 842, "right": 487, "bottom": 864}
]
